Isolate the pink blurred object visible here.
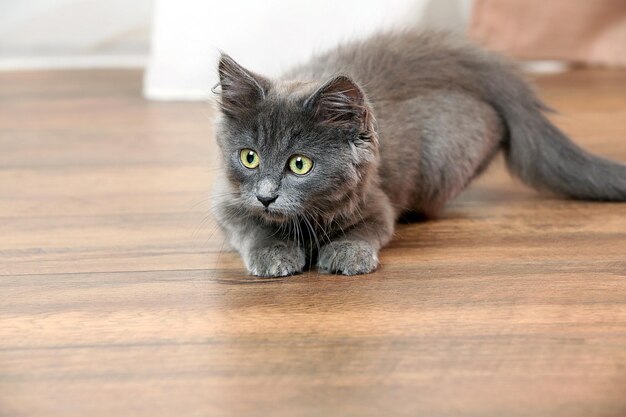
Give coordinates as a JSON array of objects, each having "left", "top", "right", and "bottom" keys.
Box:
[{"left": 470, "top": 0, "right": 626, "bottom": 67}]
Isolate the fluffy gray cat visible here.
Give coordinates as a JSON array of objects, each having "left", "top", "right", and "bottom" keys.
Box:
[{"left": 212, "top": 30, "right": 626, "bottom": 277}]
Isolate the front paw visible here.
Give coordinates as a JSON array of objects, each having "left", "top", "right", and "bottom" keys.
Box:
[
  {"left": 317, "top": 240, "right": 379, "bottom": 275},
  {"left": 245, "top": 243, "right": 306, "bottom": 277}
]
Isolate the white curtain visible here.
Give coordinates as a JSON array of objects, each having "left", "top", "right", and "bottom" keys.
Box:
[{"left": 144, "top": 0, "right": 472, "bottom": 101}]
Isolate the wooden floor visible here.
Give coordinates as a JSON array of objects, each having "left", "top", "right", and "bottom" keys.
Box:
[{"left": 1, "top": 69, "right": 625, "bottom": 417}]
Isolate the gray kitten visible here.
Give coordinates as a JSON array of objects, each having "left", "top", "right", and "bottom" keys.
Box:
[{"left": 212, "top": 30, "right": 626, "bottom": 277}]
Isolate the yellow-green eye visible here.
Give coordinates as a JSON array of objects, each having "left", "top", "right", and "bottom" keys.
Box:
[
  {"left": 288, "top": 155, "right": 313, "bottom": 175},
  {"left": 240, "top": 149, "right": 260, "bottom": 169}
]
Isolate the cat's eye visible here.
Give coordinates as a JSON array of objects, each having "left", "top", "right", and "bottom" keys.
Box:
[
  {"left": 288, "top": 155, "right": 313, "bottom": 175},
  {"left": 240, "top": 149, "right": 260, "bottom": 169}
]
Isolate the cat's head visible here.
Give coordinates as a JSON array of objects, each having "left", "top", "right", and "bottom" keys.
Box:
[{"left": 214, "top": 54, "right": 379, "bottom": 223}]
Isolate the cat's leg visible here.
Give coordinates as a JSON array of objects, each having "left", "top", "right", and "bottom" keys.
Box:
[
  {"left": 216, "top": 205, "right": 306, "bottom": 277},
  {"left": 243, "top": 235, "right": 307, "bottom": 277},
  {"left": 317, "top": 188, "right": 395, "bottom": 275}
]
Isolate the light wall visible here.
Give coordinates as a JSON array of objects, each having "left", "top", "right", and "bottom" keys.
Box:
[{"left": 0, "top": 0, "right": 153, "bottom": 69}]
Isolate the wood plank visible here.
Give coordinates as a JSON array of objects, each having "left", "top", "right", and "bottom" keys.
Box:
[{"left": 0, "top": 69, "right": 625, "bottom": 417}]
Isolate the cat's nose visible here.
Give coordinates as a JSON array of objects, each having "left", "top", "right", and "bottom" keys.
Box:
[{"left": 257, "top": 195, "right": 278, "bottom": 207}]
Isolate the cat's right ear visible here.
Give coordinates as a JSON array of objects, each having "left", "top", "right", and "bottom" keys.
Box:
[{"left": 217, "top": 53, "right": 269, "bottom": 118}]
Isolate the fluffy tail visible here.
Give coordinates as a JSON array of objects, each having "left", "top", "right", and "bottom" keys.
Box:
[{"left": 473, "top": 58, "right": 626, "bottom": 201}]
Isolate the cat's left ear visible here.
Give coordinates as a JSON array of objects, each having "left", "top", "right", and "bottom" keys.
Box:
[
  {"left": 217, "top": 53, "right": 270, "bottom": 118},
  {"left": 304, "top": 75, "right": 368, "bottom": 131}
]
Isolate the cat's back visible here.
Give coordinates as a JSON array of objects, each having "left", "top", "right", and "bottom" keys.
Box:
[{"left": 285, "top": 30, "right": 491, "bottom": 102}]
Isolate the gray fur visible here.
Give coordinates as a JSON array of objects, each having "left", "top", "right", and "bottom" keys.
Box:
[{"left": 212, "top": 30, "right": 626, "bottom": 277}]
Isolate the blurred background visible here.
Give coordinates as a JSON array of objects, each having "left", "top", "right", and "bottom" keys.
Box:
[{"left": 2, "top": 0, "right": 625, "bottom": 100}]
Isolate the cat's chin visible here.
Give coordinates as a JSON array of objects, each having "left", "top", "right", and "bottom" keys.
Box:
[{"left": 258, "top": 208, "right": 289, "bottom": 223}]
